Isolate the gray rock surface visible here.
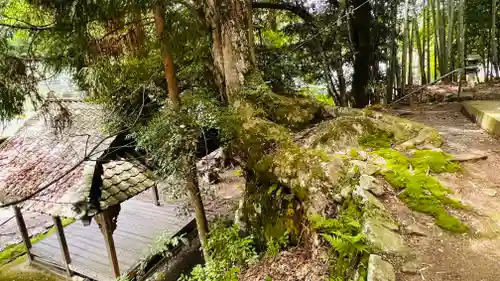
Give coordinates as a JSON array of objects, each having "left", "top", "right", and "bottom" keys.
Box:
[
  {"left": 349, "top": 160, "right": 381, "bottom": 175},
  {"left": 353, "top": 185, "right": 387, "bottom": 211},
  {"left": 359, "top": 174, "right": 385, "bottom": 196},
  {"left": 406, "top": 223, "right": 430, "bottom": 237},
  {"left": 363, "top": 216, "right": 409, "bottom": 256},
  {"left": 367, "top": 254, "right": 396, "bottom": 281}
]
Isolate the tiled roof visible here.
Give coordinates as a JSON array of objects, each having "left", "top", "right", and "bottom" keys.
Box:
[
  {"left": 99, "top": 158, "right": 156, "bottom": 211},
  {"left": 0, "top": 100, "right": 157, "bottom": 218}
]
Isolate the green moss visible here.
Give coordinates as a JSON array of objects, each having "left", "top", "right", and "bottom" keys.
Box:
[
  {"left": 349, "top": 148, "right": 359, "bottom": 158},
  {"left": 0, "top": 219, "right": 74, "bottom": 265},
  {"left": 409, "top": 150, "right": 460, "bottom": 173},
  {"left": 374, "top": 149, "right": 467, "bottom": 233},
  {"left": 0, "top": 270, "right": 61, "bottom": 281},
  {"left": 240, "top": 72, "right": 323, "bottom": 131},
  {"left": 358, "top": 131, "right": 394, "bottom": 149}
]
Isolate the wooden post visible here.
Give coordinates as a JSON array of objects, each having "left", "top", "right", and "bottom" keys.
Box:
[
  {"left": 98, "top": 211, "right": 120, "bottom": 277},
  {"left": 152, "top": 185, "right": 160, "bottom": 206},
  {"left": 53, "top": 216, "right": 72, "bottom": 276},
  {"left": 12, "top": 206, "right": 33, "bottom": 262}
]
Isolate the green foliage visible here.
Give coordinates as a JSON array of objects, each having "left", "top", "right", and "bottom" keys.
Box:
[
  {"left": 145, "top": 232, "right": 187, "bottom": 260},
  {"left": 265, "top": 231, "right": 289, "bottom": 257},
  {"left": 310, "top": 199, "right": 368, "bottom": 281},
  {"left": 136, "top": 90, "right": 236, "bottom": 186},
  {"left": 299, "top": 86, "right": 335, "bottom": 106},
  {"left": 375, "top": 149, "right": 468, "bottom": 233},
  {"left": 207, "top": 224, "right": 259, "bottom": 267},
  {"left": 179, "top": 224, "right": 258, "bottom": 281}
]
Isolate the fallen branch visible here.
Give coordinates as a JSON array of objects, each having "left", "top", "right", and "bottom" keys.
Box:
[
  {"left": 390, "top": 68, "right": 464, "bottom": 105},
  {"left": 452, "top": 153, "right": 488, "bottom": 162}
]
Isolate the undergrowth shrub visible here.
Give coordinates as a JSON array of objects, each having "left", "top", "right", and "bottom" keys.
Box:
[
  {"left": 310, "top": 199, "right": 368, "bottom": 281},
  {"left": 179, "top": 224, "right": 258, "bottom": 281}
]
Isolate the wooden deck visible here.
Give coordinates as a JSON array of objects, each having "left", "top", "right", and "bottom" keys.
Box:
[{"left": 30, "top": 198, "right": 194, "bottom": 281}]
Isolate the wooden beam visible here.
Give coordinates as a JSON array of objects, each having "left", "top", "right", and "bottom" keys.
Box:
[
  {"left": 52, "top": 216, "right": 72, "bottom": 276},
  {"left": 12, "top": 205, "right": 33, "bottom": 262},
  {"left": 98, "top": 211, "right": 120, "bottom": 277},
  {"left": 152, "top": 185, "right": 160, "bottom": 206}
]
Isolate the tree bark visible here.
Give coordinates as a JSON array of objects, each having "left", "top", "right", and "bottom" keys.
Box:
[
  {"left": 218, "top": 0, "right": 256, "bottom": 101},
  {"left": 426, "top": 2, "right": 431, "bottom": 81},
  {"left": 437, "top": 0, "right": 447, "bottom": 77},
  {"left": 409, "top": 19, "right": 415, "bottom": 85},
  {"left": 186, "top": 166, "right": 210, "bottom": 259},
  {"left": 402, "top": 0, "right": 410, "bottom": 94},
  {"left": 350, "top": 0, "right": 372, "bottom": 108},
  {"left": 386, "top": 1, "right": 397, "bottom": 103},
  {"left": 431, "top": 0, "right": 440, "bottom": 78},
  {"left": 154, "top": 1, "right": 209, "bottom": 260},
  {"left": 458, "top": 0, "right": 465, "bottom": 96},
  {"left": 491, "top": 0, "right": 498, "bottom": 77},
  {"left": 415, "top": 20, "right": 427, "bottom": 84},
  {"left": 447, "top": 0, "right": 454, "bottom": 74},
  {"left": 153, "top": 3, "right": 181, "bottom": 110}
]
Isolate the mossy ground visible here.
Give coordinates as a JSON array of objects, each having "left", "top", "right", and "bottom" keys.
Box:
[
  {"left": 0, "top": 260, "right": 62, "bottom": 281},
  {"left": 374, "top": 149, "right": 467, "bottom": 233},
  {"left": 0, "top": 218, "right": 74, "bottom": 265},
  {"left": 0, "top": 270, "right": 61, "bottom": 281}
]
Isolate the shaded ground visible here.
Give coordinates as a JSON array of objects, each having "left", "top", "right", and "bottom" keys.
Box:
[
  {"left": 240, "top": 247, "right": 330, "bottom": 281},
  {"left": 386, "top": 102, "right": 500, "bottom": 281}
]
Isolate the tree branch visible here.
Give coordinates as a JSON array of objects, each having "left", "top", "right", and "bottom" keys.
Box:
[
  {"left": 252, "top": 2, "right": 315, "bottom": 24},
  {"left": 0, "top": 22, "right": 54, "bottom": 31}
]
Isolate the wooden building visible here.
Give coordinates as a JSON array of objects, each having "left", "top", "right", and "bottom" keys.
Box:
[{"left": 0, "top": 99, "right": 194, "bottom": 280}]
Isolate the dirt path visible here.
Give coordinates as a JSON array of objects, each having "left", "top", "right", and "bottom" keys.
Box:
[{"left": 386, "top": 102, "right": 500, "bottom": 281}]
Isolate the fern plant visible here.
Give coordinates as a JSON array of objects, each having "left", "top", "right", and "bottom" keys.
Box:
[{"left": 310, "top": 199, "right": 368, "bottom": 281}]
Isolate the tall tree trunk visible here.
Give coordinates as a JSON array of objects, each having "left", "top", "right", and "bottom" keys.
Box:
[
  {"left": 458, "top": 0, "right": 465, "bottom": 94},
  {"left": 154, "top": 3, "right": 181, "bottom": 109},
  {"left": 337, "top": 63, "right": 348, "bottom": 106},
  {"left": 415, "top": 20, "right": 427, "bottom": 84},
  {"left": 492, "top": 0, "right": 499, "bottom": 77},
  {"left": 497, "top": 29, "right": 500, "bottom": 77},
  {"left": 402, "top": 0, "right": 410, "bottom": 94},
  {"left": 426, "top": 2, "right": 431, "bottom": 82},
  {"left": 436, "top": 0, "right": 447, "bottom": 77},
  {"left": 447, "top": 0, "right": 454, "bottom": 74},
  {"left": 185, "top": 166, "right": 210, "bottom": 258},
  {"left": 431, "top": 0, "right": 440, "bottom": 78},
  {"left": 421, "top": 5, "right": 427, "bottom": 84},
  {"left": 409, "top": 20, "right": 415, "bottom": 85},
  {"left": 350, "top": 0, "right": 372, "bottom": 108},
  {"left": 153, "top": 2, "right": 209, "bottom": 259},
  {"left": 386, "top": 1, "right": 397, "bottom": 103}
]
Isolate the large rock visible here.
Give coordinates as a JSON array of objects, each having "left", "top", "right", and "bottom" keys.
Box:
[
  {"left": 406, "top": 223, "right": 430, "bottom": 237},
  {"left": 367, "top": 254, "right": 396, "bottom": 281},
  {"left": 353, "top": 185, "right": 387, "bottom": 211},
  {"left": 349, "top": 160, "right": 380, "bottom": 176},
  {"left": 359, "top": 174, "right": 385, "bottom": 196},
  {"left": 363, "top": 216, "right": 409, "bottom": 256},
  {"left": 353, "top": 185, "right": 408, "bottom": 255}
]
